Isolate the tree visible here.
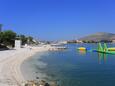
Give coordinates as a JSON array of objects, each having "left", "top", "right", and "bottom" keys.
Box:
[
  {"left": 0, "top": 32, "right": 3, "bottom": 43},
  {"left": 16, "top": 35, "right": 35, "bottom": 45},
  {"left": 27, "top": 36, "right": 34, "bottom": 44},
  {"left": 0, "top": 29, "right": 36, "bottom": 47},
  {"left": 2, "top": 30, "right": 16, "bottom": 47},
  {"left": 17, "top": 35, "right": 28, "bottom": 45}
]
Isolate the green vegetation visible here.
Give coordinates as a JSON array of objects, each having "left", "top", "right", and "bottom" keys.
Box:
[
  {"left": 0, "top": 30, "right": 36, "bottom": 48},
  {"left": 16, "top": 35, "right": 28, "bottom": 45},
  {"left": 0, "top": 30, "right": 16, "bottom": 47},
  {"left": 16, "top": 35, "right": 35, "bottom": 45},
  {"left": 82, "top": 40, "right": 96, "bottom": 43}
]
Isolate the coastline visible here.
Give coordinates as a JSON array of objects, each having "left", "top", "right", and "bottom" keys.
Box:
[
  {"left": 20, "top": 51, "right": 48, "bottom": 82},
  {"left": 0, "top": 45, "right": 51, "bottom": 86}
]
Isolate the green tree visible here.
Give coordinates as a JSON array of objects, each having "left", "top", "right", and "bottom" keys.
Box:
[
  {"left": 17, "top": 35, "right": 28, "bottom": 45},
  {"left": 0, "top": 32, "right": 3, "bottom": 43},
  {"left": 17, "top": 35, "right": 35, "bottom": 45},
  {"left": 2, "top": 30, "right": 16, "bottom": 47},
  {"left": 27, "top": 36, "right": 34, "bottom": 44}
]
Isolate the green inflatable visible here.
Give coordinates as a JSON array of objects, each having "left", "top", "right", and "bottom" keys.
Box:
[{"left": 96, "top": 43, "right": 115, "bottom": 54}]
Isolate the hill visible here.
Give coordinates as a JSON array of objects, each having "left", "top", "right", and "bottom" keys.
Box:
[{"left": 79, "top": 32, "right": 115, "bottom": 41}]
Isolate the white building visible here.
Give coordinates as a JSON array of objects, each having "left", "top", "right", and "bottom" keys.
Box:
[
  {"left": 76, "top": 40, "right": 83, "bottom": 43},
  {"left": 112, "top": 40, "right": 115, "bottom": 43},
  {"left": 15, "top": 40, "right": 22, "bottom": 49},
  {"left": 58, "top": 41, "right": 67, "bottom": 44}
]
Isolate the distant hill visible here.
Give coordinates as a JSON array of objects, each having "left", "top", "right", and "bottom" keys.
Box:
[{"left": 79, "top": 32, "right": 115, "bottom": 41}]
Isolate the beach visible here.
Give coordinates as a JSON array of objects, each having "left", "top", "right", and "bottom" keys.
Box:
[{"left": 0, "top": 45, "right": 51, "bottom": 86}]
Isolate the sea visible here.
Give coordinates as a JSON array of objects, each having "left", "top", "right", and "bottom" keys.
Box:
[{"left": 21, "top": 43, "right": 115, "bottom": 86}]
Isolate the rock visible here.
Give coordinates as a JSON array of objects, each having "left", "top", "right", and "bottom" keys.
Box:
[
  {"left": 36, "top": 77, "right": 39, "bottom": 79},
  {"left": 50, "top": 81, "right": 57, "bottom": 86},
  {"left": 39, "top": 80, "right": 46, "bottom": 86},
  {"left": 45, "top": 83, "right": 50, "bottom": 86}
]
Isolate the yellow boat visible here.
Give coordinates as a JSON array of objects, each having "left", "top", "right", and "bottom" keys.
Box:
[{"left": 78, "top": 47, "right": 86, "bottom": 51}]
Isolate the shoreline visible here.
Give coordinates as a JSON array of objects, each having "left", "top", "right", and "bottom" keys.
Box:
[
  {"left": 20, "top": 51, "right": 48, "bottom": 82},
  {"left": 0, "top": 45, "right": 51, "bottom": 86}
]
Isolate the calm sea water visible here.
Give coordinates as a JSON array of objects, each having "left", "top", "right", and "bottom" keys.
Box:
[{"left": 22, "top": 44, "right": 115, "bottom": 86}]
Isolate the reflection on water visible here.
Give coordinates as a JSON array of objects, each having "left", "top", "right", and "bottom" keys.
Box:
[
  {"left": 98, "top": 53, "right": 108, "bottom": 64},
  {"left": 77, "top": 50, "right": 108, "bottom": 64},
  {"left": 78, "top": 50, "right": 86, "bottom": 55}
]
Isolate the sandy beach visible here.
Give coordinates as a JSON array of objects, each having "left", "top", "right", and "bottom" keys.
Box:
[{"left": 0, "top": 45, "right": 51, "bottom": 86}]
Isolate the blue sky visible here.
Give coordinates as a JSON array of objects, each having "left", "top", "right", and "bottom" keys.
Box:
[{"left": 0, "top": 0, "right": 115, "bottom": 40}]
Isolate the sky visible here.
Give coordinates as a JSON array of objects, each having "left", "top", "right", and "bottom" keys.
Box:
[{"left": 0, "top": 0, "right": 115, "bottom": 40}]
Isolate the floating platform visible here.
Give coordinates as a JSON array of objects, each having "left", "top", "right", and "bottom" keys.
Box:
[
  {"left": 77, "top": 47, "right": 86, "bottom": 51},
  {"left": 93, "top": 43, "right": 115, "bottom": 55},
  {"left": 94, "top": 50, "right": 115, "bottom": 54},
  {"left": 108, "top": 48, "right": 115, "bottom": 51}
]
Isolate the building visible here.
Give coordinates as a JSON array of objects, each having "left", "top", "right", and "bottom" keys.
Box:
[
  {"left": 15, "top": 40, "right": 22, "bottom": 49},
  {"left": 0, "top": 24, "right": 2, "bottom": 32},
  {"left": 76, "top": 40, "right": 83, "bottom": 43},
  {"left": 58, "top": 41, "right": 67, "bottom": 44},
  {"left": 112, "top": 40, "right": 115, "bottom": 43},
  {"left": 111, "top": 37, "right": 115, "bottom": 43}
]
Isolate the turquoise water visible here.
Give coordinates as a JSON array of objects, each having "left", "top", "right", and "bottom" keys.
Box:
[
  {"left": 22, "top": 44, "right": 115, "bottom": 86},
  {"left": 38, "top": 44, "right": 115, "bottom": 86}
]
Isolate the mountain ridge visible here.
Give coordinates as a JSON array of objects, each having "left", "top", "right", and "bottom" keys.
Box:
[{"left": 79, "top": 32, "right": 115, "bottom": 41}]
